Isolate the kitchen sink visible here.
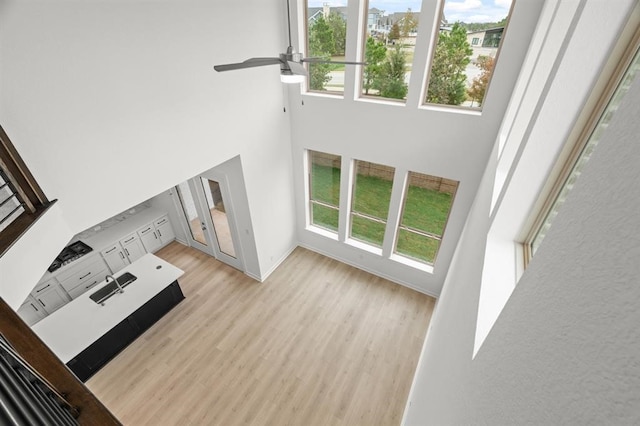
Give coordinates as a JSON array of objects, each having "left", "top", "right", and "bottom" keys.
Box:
[{"left": 90, "top": 272, "right": 137, "bottom": 305}]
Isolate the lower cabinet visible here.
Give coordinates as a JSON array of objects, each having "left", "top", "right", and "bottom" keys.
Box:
[{"left": 67, "top": 281, "right": 185, "bottom": 382}]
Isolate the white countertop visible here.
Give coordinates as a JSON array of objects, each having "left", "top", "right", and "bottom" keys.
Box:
[{"left": 33, "top": 254, "right": 184, "bottom": 363}]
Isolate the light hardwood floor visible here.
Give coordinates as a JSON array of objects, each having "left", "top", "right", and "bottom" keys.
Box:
[{"left": 86, "top": 242, "right": 435, "bottom": 425}]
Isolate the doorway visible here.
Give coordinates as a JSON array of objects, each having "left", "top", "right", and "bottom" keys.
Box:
[{"left": 174, "top": 172, "right": 244, "bottom": 271}]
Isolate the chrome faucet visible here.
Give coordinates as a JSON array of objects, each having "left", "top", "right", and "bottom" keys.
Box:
[{"left": 105, "top": 274, "right": 124, "bottom": 293}]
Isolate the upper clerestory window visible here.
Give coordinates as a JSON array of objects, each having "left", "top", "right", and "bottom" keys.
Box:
[{"left": 424, "top": 0, "right": 514, "bottom": 109}]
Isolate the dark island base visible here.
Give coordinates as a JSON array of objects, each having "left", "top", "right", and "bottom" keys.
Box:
[{"left": 67, "top": 281, "right": 185, "bottom": 382}]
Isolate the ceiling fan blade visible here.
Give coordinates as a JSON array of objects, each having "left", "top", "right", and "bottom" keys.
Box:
[
  {"left": 214, "top": 57, "right": 282, "bottom": 72},
  {"left": 287, "top": 60, "right": 308, "bottom": 76},
  {"left": 302, "top": 58, "right": 366, "bottom": 66}
]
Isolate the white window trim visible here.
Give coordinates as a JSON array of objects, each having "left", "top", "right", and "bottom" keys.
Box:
[{"left": 473, "top": 0, "right": 640, "bottom": 357}]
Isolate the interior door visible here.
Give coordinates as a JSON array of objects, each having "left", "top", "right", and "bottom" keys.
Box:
[
  {"left": 174, "top": 174, "right": 244, "bottom": 271},
  {"left": 197, "top": 174, "right": 244, "bottom": 271},
  {"left": 174, "top": 180, "right": 215, "bottom": 256}
]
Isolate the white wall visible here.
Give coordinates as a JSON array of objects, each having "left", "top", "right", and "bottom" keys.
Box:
[
  {"left": 289, "top": 0, "right": 543, "bottom": 296},
  {"left": 404, "top": 1, "right": 640, "bottom": 423},
  {"left": 0, "top": 0, "right": 297, "bottom": 308}
]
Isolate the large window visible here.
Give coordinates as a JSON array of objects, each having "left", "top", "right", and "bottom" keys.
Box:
[
  {"left": 526, "top": 43, "right": 640, "bottom": 261},
  {"left": 425, "top": 0, "right": 514, "bottom": 108},
  {"left": 349, "top": 160, "right": 395, "bottom": 247},
  {"left": 394, "top": 172, "right": 457, "bottom": 264},
  {"left": 361, "top": 1, "right": 420, "bottom": 101},
  {"left": 306, "top": 1, "right": 350, "bottom": 94},
  {"left": 0, "top": 125, "right": 53, "bottom": 256},
  {"left": 309, "top": 150, "right": 341, "bottom": 232}
]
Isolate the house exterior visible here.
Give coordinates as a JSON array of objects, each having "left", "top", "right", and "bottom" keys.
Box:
[{"left": 467, "top": 27, "right": 505, "bottom": 61}]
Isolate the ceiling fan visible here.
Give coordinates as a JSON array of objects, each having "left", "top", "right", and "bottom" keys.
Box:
[{"left": 213, "top": 0, "right": 364, "bottom": 83}]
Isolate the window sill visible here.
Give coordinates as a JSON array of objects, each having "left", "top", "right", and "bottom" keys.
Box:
[
  {"left": 306, "top": 224, "right": 339, "bottom": 241},
  {"left": 0, "top": 200, "right": 57, "bottom": 257},
  {"left": 418, "top": 104, "right": 483, "bottom": 116},
  {"left": 345, "top": 238, "right": 383, "bottom": 256},
  {"left": 390, "top": 253, "right": 434, "bottom": 274},
  {"left": 355, "top": 96, "right": 407, "bottom": 107},
  {"left": 302, "top": 91, "right": 344, "bottom": 100}
]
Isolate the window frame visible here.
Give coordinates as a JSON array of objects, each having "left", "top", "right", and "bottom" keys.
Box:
[
  {"left": 393, "top": 171, "right": 458, "bottom": 266},
  {"left": 0, "top": 125, "right": 55, "bottom": 257},
  {"left": 422, "top": 0, "right": 516, "bottom": 110},
  {"left": 308, "top": 150, "right": 342, "bottom": 233},
  {"left": 304, "top": 1, "right": 350, "bottom": 96},
  {"left": 523, "top": 27, "right": 640, "bottom": 266},
  {"left": 348, "top": 159, "right": 395, "bottom": 248}
]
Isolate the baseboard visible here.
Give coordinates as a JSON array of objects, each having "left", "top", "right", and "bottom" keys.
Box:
[
  {"left": 297, "top": 242, "right": 438, "bottom": 298},
  {"left": 246, "top": 244, "right": 299, "bottom": 283}
]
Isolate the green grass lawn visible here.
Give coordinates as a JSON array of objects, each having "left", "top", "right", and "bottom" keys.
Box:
[{"left": 311, "top": 164, "right": 454, "bottom": 264}]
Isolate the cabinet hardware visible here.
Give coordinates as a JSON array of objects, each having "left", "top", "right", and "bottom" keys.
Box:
[
  {"left": 119, "top": 252, "right": 125, "bottom": 259},
  {"left": 79, "top": 272, "right": 91, "bottom": 280},
  {"left": 38, "top": 299, "right": 46, "bottom": 307},
  {"left": 125, "top": 248, "right": 130, "bottom": 256},
  {"left": 154, "top": 231, "right": 158, "bottom": 239},
  {"left": 124, "top": 237, "right": 135, "bottom": 243},
  {"left": 141, "top": 227, "right": 152, "bottom": 234},
  {"left": 158, "top": 230, "right": 163, "bottom": 237},
  {"left": 30, "top": 303, "right": 39, "bottom": 312},
  {"left": 86, "top": 281, "right": 97, "bottom": 289},
  {"left": 36, "top": 284, "right": 51, "bottom": 293},
  {"left": 106, "top": 247, "right": 117, "bottom": 253},
  {"left": 157, "top": 218, "right": 166, "bottom": 225}
]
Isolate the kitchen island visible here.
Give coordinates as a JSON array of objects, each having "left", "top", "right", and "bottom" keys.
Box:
[{"left": 33, "top": 253, "right": 185, "bottom": 381}]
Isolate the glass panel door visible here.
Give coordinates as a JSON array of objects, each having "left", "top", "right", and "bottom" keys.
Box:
[
  {"left": 201, "top": 178, "right": 237, "bottom": 258},
  {"left": 175, "top": 181, "right": 214, "bottom": 256}
]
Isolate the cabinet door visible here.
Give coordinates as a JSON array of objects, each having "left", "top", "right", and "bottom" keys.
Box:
[
  {"left": 121, "top": 234, "right": 146, "bottom": 263},
  {"left": 156, "top": 220, "right": 175, "bottom": 245},
  {"left": 66, "top": 271, "right": 107, "bottom": 300},
  {"left": 34, "top": 285, "right": 69, "bottom": 314},
  {"left": 17, "top": 296, "right": 46, "bottom": 325},
  {"left": 138, "top": 224, "right": 162, "bottom": 252},
  {"left": 101, "top": 243, "right": 129, "bottom": 273}
]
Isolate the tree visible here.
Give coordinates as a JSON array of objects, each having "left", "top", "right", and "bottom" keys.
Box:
[
  {"left": 363, "top": 36, "right": 387, "bottom": 95},
  {"left": 467, "top": 55, "right": 494, "bottom": 107},
  {"left": 326, "top": 12, "right": 347, "bottom": 56},
  {"left": 426, "top": 23, "right": 472, "bottom": 105},
  {"left": 308, "top": 16, "right": 335, "bottom": 90},
  {"left": 400, "top": 9, "right": 418, "bottom": 37},
  {"left": 375, "top": 45, "right": 408, "bottom": 99},
  {"left": 388, "top": 23, "right": 401, "bottom": 43}
]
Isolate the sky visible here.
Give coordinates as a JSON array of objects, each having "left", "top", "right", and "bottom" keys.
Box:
[{"left": 308, "top": 0, "right": 512, "bottom": 23}]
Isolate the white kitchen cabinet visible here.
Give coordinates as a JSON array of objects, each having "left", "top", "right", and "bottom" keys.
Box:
[
  {"left": 101, "top": 243, "right": 129, "bottom": 273},
  {"left": 138, "top": 215, "right": 175, "bottom": 253},
  {"left": 57, "top": 255, "right": 109, "bottom": 300},
  {"left": 155, "top": 216, "right": 175, "bottom": 244},
  {"left": 120, "top": 232, "right": 145, "bottom": 263},
  {"left": 17, "top": 296, "right": 47, "bottom": 325},
  {"left": 31, "top": 279, "right": 70, "bottom": 315},
  {"left": 101, "top": 232, "right": 146, "bottom": 273}
]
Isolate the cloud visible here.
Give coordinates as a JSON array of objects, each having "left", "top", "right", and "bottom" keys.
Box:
[
  {"left": 494, "top": 0, "right": 512, "bottom": 8},
  {"left": 444, "top": 0, "right": 483, "bottom": 12}
]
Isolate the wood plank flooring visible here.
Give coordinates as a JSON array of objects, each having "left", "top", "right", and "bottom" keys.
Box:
[{"left": 86, "top": 242, "right": 435, "bottom": 425}]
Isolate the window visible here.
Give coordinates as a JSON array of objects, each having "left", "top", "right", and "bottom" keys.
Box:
[
  {"left": 309, "top": 150, "right": 341, "bottom": 232},
  {"left": 361, "top": 1, "right": 420, "bottom": 101},
  {"left": 306, "top": 1, "right": 350, "bottom": 94},
  {"left": 526, "top": 43, "right": 640, "bottom": 261},
  {"left": 394, "top": 172, "right": 458, "bottom": 264},
  {"left": 349, "top": 160, "right": 394, "bottom": 247},
  {"left": 0, "top": 125, "right": 54, "bottom": 256},
  {"left": 425, "top": 0, "right": 513, "bottom": 108}
]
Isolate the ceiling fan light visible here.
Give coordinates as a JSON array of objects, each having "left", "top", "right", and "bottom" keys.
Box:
[{"left": 280, "top": 73, "right": 305, "bottom": 84}]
